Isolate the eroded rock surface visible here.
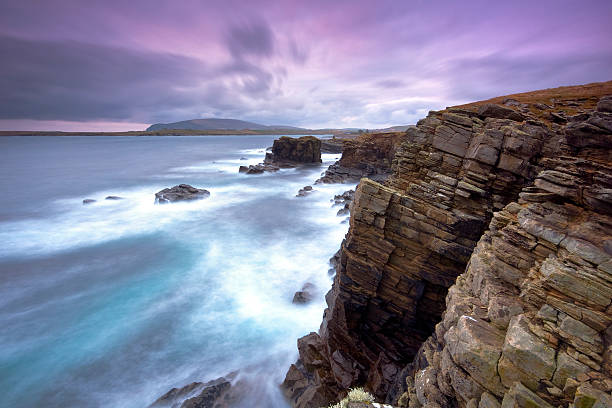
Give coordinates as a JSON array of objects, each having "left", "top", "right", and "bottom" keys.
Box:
[
  {"left": 317, "top": 132, "right": 404, "bottom": 184},
  {"left": 265, "top": 136, "right": 322, "bottom": 165},
  {"left": 284, "top": 90, "right": 612, "bottom": 408}
]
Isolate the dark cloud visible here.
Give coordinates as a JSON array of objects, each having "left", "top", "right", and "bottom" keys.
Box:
[
  {"left": 0, "top": 35, "right": 212, "bottom": 121},
  {"left": 225, "top": 20, "right": 275, "bottom": 59},
  {"left": 0, "top": 34, "right": 289, "bottom": 123}
]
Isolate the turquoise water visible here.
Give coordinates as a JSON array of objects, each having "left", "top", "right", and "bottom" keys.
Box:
[{"left": 0, "top": 136, "right": 352, "bottom": 407}]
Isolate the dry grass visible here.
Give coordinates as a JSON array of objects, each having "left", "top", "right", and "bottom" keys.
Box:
[{"left": 450, "top": 80, "right": 612, "bottom": 124}]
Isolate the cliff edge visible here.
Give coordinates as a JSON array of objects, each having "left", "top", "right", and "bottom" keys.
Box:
[{"left": 283, "top": 81, "right": 612, "bottom": 408}]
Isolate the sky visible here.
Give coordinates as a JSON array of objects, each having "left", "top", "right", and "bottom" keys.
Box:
[{"left": 0, "top": 0, "right": 611, "bottom": 131}]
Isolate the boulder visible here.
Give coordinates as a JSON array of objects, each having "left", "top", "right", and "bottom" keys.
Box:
[
  {"left": 155, "top": 184, "right": 210, "bottom": 204},
  {"left": 596, "top": 95, "right": 612, "bottom": 113},
  {"left": 477, "top": 104, "right": 525, "bottom": 121},
  {"left": 105, "top": 195, "right": 122, "bottom": 200},
  {"left": 82, "top": 199, "right": 96, "bottom": 205}
]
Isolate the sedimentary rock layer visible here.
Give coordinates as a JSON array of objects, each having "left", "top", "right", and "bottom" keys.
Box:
[{"left": 284, "top": 86, "right": 612, "bottom": 408}]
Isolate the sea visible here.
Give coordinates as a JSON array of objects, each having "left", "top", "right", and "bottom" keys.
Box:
[{"left": 0, "top": 135, "right": 353, "bottom": 408}]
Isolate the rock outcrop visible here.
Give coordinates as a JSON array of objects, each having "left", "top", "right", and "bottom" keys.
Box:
[
  {"left": 284, "top": 83, "right": 612, "bottom": 408},
  {"left": 265, "top": 136, "right": 322, "bottom": 165},
  {"left": 317, "top": 132, "right": 404, "bottom": 184},
  {"left": 155, "top": 184, "right": 210, "bottom": 204},
  {"left": 240, "top": 136, "right": 323, "bottom": 175},
  {"left": 150, "top": 375, "right": 245, "bottom": 408}
]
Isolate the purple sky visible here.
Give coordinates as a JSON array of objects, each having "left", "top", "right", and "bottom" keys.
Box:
[{"left": 1, "top": 0, "right": 611, "bottom": 131}]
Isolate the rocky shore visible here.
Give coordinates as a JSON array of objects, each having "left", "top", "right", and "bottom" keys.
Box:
[
  {"left": 283, "top": 82, "right": 612, "bottom": 408},
  {"left": 316, "top": 132, "right": 405, "bottom": 184}
]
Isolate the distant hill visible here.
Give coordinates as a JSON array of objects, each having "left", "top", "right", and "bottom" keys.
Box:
[{"left": 146, "top": 118, "right": 309, "bottom": 132}]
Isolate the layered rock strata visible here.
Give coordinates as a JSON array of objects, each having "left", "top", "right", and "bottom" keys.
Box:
[
  {"left": 284, "top": 89, "right": 612, "bottom": 408},
  {"left": 265, "top": 136, "right": 322, "bottom": 165},
  {"left": 317, "top": 132, "right": 404, "bottom": 184}
]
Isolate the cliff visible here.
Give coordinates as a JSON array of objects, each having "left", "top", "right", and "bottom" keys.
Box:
[
  {"left": 317, "top": 131, "right": 405, "bottom": 183},
  {"left": 283, "top": 81, "right": 612, "bottom": 408}
]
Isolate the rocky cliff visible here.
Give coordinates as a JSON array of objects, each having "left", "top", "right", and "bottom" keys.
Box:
[
  {"left": 317, "top": 132, "right": 405, "bottom": 184},
  {"left": 283, "top": 82, "right": 612, "bottom": 408}
]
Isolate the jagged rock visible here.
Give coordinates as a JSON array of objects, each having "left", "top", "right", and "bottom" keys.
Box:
[
  {"left": 150, "top": 375, "right": 244, "bottom": 408},
  {"left": 238, "top": 164, "right": 279, "bottom": 174},
  {"left": 499, "top": 315, "right": 556, "bottom": 389},
  {"left": 573, "top": 383, "right": 612, "bottom": 408},
  {"left": 317, "top": 132, "right": 403, "bottom": 184},
  {"left": 297, "top": 186, "right": 314, "bottom": 197},
  {"left": 500, "top": 382, "right": 553, "bottom": 408},
  {"left": 155, "top": 184, "right": 210, "bottom": 204},
  {"left": 478, "top": 392, "right": 501, "bottom": 408}
]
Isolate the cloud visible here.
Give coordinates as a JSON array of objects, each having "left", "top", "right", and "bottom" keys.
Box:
[
  {"left": 225, "top": 19, "right": 275, "bottom": 59},
  {"left": 0, "top": 33, "right": 288, "bottom": 124},
  {"left": 0, "top": 35, "right": 212, "bottom": 122}
]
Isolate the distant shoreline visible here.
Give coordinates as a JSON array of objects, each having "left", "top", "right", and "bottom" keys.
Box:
[{"left": 0, "top": 129, "right": 340, "bottom": 137}]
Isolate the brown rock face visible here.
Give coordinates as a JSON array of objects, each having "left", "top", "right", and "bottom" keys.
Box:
[
  {"left": 284, "top": 88, "right": 612, "bottom": 408},
  {"left": 317, "top": 132, "right": 405, "bottom": 184},
  {"left": 265, "top": 136, "right": 322, "bottom": 165}
]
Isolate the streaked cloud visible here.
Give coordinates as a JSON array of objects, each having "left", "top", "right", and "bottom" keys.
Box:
[{"left": 0, "top": 0, "right": 611, "bottom": 130}]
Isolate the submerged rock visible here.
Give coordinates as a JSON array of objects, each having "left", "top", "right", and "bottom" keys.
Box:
[
  {"left": 150, "top": 374, "right": 245, "bottom": 408},
  {"left": 155, "top": 184, "right": 210, "bottom": 204},
  {"left": 296, "top": 186, "right": 314, "bottom": 197},
  {"left": 105, "top": 195, "right": 123, "bottom": 200},
  {"left": 82, "top": 198, "right": 96, "bottom": 205},
  {"left": 292, "top": 283, "right": 315, "bottom": 304},
  {"left": 238, "top": 164, "right": 279, "bottom": 174}
]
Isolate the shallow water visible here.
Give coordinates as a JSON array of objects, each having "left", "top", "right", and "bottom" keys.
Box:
[{"left": 0, "top": 135, "right": 353, "bottom": 408}]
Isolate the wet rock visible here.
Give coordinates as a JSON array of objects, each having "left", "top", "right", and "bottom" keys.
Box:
[
  {"left": 296, "top": 186, "right": 314, "bottom": 197},
  {"left": 105, "top": 195, "right": 123, "bottom": 200},
  {"left": 238, "top": 164, "right": 279, "bottom": 174},
  {"left": 82, "top": 199, "right": 96, "bottom": 205},
  {"left": 155, "top": 184, "right": 210, "bottom": 204},
  {"left": 150, "top": 374, "right": 244, "bottom": 408},
  {"left": 292, "top": 283, "right": 315, "bottom": 304}
]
